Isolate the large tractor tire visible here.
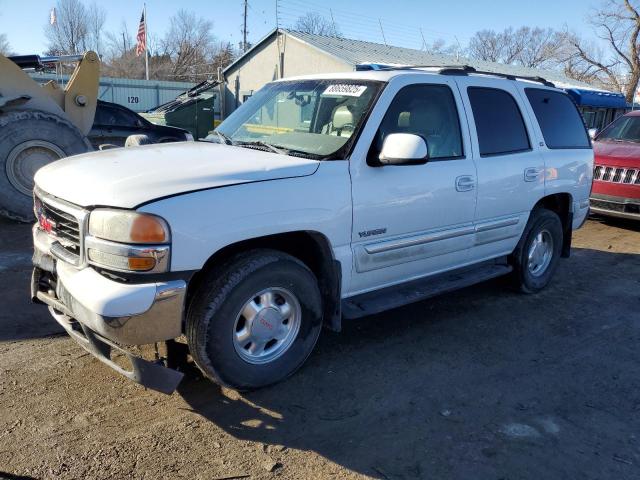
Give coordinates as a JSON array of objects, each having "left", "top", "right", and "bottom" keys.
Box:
[{"left": 0, "top": 110, "right": 91, "bottom": 222}]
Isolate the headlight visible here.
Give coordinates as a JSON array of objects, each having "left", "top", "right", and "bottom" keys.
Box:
[
  {"left": 89, "top": 209, "right": 170, "bottom": 244},
  {"left": 87, "top": 209, "right": 171, "bottom": 273}
]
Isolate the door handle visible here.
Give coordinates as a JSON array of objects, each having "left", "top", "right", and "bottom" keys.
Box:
[
  {"left": 524, "top": 167, "right": 543, "bottom": 182},
  {"left": 455, "top": 175, "right": 475, "bottom": 192}
]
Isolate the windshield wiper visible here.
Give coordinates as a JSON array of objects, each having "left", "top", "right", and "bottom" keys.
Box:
[
  {"left": 235, "top": 140, "right": 287, "bottom": 155},
  {"left": 213, "top": 130, "right": 233, "bottom": 145}
]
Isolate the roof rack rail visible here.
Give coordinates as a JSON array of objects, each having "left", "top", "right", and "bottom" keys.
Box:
[
  {"left": 467, "top": 69, "right": 555, "bottom": 87},
  {"left": 357, "top": 63, "right": 555, "bottom": 87}
]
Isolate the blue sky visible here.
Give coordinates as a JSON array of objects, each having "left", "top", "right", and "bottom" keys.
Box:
[{"left": 0, "top": 0, "right": 599, "bottom": 56}]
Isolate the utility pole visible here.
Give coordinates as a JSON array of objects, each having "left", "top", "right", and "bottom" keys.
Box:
[{"left": 242, "top": 0, "right": 249, "bottom": 53}]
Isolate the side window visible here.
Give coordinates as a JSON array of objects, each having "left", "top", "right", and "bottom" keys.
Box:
[
  {"left": 113, "top": 108, "right": 142, "bottom": 127},
  {"left": 467, "top": 87, "right": 530, "bottom": 157},
  {"left": 93, "top": 105, "right": 110, "bottom": 126},
  {"left": 525, "top": 88, "right": 590, "bottom": 149},
  {"left": 371, "top": 84, "right": 463, "bottom": 161},
  {"left": 94, "top": 105, "right": 140, "bottom": 127}
]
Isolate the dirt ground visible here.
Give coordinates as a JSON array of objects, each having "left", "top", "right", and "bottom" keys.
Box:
[{"left": 1, "top": 216, "right": 639, "bottom": 480}]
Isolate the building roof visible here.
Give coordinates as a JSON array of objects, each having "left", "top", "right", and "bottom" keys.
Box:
[
  {"left": 284, "top": 29, "right": 596, "bottom": 90},
  {"left": 224, "top": 28, "right": 602, "bottom": 92}
]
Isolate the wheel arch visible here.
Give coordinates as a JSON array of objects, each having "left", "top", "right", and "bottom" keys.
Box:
[
  {"left": 533, "top": 192, "right": 573, "bottom": 257},
  {"left": 186, "top": 230, "right": 343, "bottom": 332}
]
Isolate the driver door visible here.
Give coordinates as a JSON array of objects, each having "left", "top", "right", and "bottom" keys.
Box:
[{"left": 348, "top": 77, "right": 478, "bottom": 295}]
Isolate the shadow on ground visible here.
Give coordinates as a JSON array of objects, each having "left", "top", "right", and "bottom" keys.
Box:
[
  {"left": 178, "top": 247, "right": 640, "bottom": 479},
  {"left": 590, "top": 214, "right": 640, "bottom": 233}
]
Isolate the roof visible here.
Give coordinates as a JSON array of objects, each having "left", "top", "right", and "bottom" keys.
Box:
[
  {"left": 565, "top": 88, "right": 627, "bottom": 108},
  {"left": 224, "top": 28, "right": 598, "bottom": 91},
  {"left": 278, "top": 69, "right": 563, "bottom": 92}
]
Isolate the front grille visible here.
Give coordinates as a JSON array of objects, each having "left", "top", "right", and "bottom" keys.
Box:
[
  {"left": 594, "top": 164, "right": 640, "bottom": 184},
  {"left": 35, "top": 190, "right": 85, "bottom": 264},
  {"left": 42, "top": 202, "right": 81, "bottom": 255}
]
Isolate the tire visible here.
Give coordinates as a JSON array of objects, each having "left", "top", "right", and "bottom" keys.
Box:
[
  {"left": 509, "top": 208, "right": 563, "bottom": 293},
  {"left": 0, "top": 110, "right": 91, "bottom": 222},
  {"left": 186, "top": 249, "right": 323, "bottom": 390}
]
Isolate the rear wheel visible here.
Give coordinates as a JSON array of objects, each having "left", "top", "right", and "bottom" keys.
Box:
[
  {"left": 0, "top": 110, "right": 91, "bottom": 221},
  {"left": 509, "top": 208, "right": 563, "bottom": 293},
  {"left": 186, "top": 250, "right": 323, "bottom": 390}
]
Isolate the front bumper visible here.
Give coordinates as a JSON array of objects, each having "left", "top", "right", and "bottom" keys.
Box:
[
  {"left": 590, "top": 193, "right": 640, "bottom": 221},
  {"left": 32, "top": 226, "right": 186, "bottom": 393}
]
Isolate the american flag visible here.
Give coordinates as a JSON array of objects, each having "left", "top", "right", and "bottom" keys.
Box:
[{"left": 136, "top": 11, "right": 146, "bottom": 57}]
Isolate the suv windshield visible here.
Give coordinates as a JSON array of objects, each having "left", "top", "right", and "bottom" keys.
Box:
[
  {"left": 598, "top": 115, "right": 640, "bottom": 143},
  {"left": 208, "top": 79, "right": 383, "bottom": 159}
]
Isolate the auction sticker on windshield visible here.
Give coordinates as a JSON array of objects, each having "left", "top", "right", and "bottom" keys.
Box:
[{"left": 323, "top": 84, "right": 368, "bottom": 97}]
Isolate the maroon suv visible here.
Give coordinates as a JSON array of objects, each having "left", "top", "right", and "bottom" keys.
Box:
[{"left": 591, "top": 111, "right": 640, "bottom": 220}]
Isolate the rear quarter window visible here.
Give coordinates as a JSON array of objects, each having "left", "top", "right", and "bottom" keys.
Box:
[{"left": 525, "top": 88, "right": 590, "bottom": 149}]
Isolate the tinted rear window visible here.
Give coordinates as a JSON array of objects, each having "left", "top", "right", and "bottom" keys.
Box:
[
  {"left": 467, "top": 87, "right": 530, "bottom": 156},
  {"left": 525, "top": 88, "right": 590, "bottom": 149}
]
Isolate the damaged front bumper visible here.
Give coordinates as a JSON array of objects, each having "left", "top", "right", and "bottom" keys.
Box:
[{"left": 32, "top": 226, "right": 186, "bottom": 394}]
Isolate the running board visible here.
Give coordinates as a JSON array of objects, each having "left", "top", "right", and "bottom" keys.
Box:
[{"left": 342, "top": 258, "right": 512, "bottom": 319}]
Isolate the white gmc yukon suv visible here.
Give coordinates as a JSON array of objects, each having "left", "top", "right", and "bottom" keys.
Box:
[{"left": 31, "top": 67, "right": 593, "bottom": 393}]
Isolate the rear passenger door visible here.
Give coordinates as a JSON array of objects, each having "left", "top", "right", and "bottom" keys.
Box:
[
  {"left": 455, "top": 78, "right": 545, "bottom": 261},
  {"left": 521, "top": 87, "right": 593, "bottom": 222}
]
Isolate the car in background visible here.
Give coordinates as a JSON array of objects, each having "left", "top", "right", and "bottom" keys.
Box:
[
  {"left": 591, "top": 111, "right": 640, "bottom": 220},
  {"left": 88, "top": 100, "right": 192, "bottom": 149},
  {"left": 141, "top": 80, "right": 220, "bottom": 140}
]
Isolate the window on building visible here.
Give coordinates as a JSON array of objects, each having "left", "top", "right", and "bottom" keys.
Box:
[
  {"left": 467, "top": 87, "right": 530, "bottom": 156},
  {"left": 371, "top": 84, "right": 463, "bottom": 161},
  {"left": 526, "top": 88, "right": 590, "bottom": 149}
]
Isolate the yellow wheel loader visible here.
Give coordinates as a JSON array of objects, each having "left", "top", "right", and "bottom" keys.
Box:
[{"left": 0, "top": 51, "right": 99, "bottom": 221}]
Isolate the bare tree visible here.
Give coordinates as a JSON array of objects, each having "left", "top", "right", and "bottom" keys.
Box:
[
  {"left": 0, "top": 33, "right": 11, "bottom": 56},
  {"left": 425, "top": 38, "right": 458, "bottom": 56},
  {"left": 564, "top": 0, "right": 640, "bottom": 102},
  {"left": 102, "top": 21, "right": 145, "bottom": 78},
  {"left": 44, "top": 0, "right": 89, "bottom": 55},
  {"left": 294, "top": 12, "right": 341, "bottom": 37},
  {"left": 86, "top": 1, "right": 107, "bottom": 56},
  {"left": 468, "top": 27, "right": 563, "bottom": 68},
  {"left": 518, "top": 28, "right": 565, "bottom": 68},
  {"left": 160, "top": 9, "right": 216, "bottom": 81},
  {"left": 468, "top": 29, "right": 506, "bottom": 63}
]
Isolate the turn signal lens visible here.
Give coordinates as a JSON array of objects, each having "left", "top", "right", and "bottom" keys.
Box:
[
  {"left": 130, "top": 215, "right": 167, "bottom": 243},
  {"left": 88, "top": 249, "right": 157, "bottom": 272},
  {"left": 89, "top": 209, "right": 170, "bottom": 244},
  {"left": 127, "top": 257, "right": 157, "bottom": 271}
]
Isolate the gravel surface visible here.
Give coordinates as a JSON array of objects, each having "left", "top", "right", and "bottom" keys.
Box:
[{"left": 0, "top": 216, "right": 639, "bottom": 480}]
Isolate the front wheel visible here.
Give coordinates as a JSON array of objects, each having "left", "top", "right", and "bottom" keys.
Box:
[
  {"left": 186, "top": 250, "right": 323, "bottom": 390},
  {"left": 509, "top": 208, "right": 563, "bottom": 293}
]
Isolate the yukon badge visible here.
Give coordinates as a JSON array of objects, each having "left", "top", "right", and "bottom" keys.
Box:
[{"left": 358, "top": 228, "right": 387, "bottom": 238}]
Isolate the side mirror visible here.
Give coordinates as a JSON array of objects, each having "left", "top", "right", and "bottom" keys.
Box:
[
  {"left": 588, "top": 128, "right": 598, "bottom": 140},
  {"left": 378, "top": 133, "right": 429, "bottom": 166}
]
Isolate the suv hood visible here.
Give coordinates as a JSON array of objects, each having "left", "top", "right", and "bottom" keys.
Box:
[
  {"left": 34, "top": 142, "right": 320, "bottom": 208},
  {"left": 594, "top": 140, "right": 640, "bottom": 168}
]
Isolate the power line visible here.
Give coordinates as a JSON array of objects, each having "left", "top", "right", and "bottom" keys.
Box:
[{"left": 277, "top": 0, "right": 472, "bottom": 48}]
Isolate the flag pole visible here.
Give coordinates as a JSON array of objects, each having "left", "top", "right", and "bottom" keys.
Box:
[{"left": 144, "top": 3, "right": 149, "bottom": 80}]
